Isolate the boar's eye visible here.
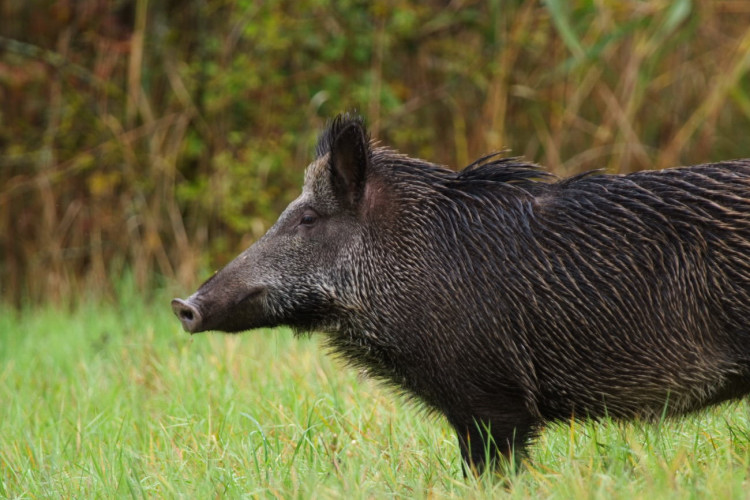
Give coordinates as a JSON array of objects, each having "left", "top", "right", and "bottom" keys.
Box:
[{"left": 300, "top": 211, "right": 318, "bottom": 227}]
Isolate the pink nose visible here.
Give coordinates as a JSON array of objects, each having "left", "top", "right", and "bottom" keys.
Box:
[{"left": 171, "top": 298, "right": 203, "bottom": 333}]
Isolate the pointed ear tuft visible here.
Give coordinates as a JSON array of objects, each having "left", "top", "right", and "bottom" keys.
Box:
[{"left": 329, "top": 120, "right": 370, "bottom": 209}]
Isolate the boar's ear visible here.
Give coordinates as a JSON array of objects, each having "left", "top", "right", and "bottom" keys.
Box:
[{"left": 329, "top": 121, "right": 370, "bottom": 210}]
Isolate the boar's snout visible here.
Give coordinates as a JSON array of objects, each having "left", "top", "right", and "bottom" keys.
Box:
[{"left": 171, "top": 298, "right": 204, "bottom": 333}]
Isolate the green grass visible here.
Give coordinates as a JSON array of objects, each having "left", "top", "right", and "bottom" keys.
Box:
[{"left": 1, "top": 288, "right": 749, "bottom": 498}]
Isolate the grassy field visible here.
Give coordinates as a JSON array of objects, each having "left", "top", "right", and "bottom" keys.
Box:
[{"left": 2, "top": 285, "right": 750, "bottom": 499}]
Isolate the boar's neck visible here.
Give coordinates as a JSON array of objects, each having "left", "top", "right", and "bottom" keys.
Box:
[{"left": 321, "top": 198, "right": 540, "bottom": 416}]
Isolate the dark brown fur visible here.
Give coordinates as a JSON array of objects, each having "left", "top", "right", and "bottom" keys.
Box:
[{"left": 173, "top": 114, "right": 750, "bottom": 473}]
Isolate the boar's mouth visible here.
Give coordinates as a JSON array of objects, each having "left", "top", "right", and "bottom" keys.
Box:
[{"left": 171, "top": 286, "right": 265, "bottom": 334}]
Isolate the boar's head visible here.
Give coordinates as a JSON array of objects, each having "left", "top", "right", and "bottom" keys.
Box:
[{"left": 172, "top": 115, "right": 379, "bottom": 336}]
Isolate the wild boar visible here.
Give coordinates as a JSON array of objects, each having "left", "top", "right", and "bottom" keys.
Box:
[{"left": 173, "top": 114, "right": 750, "bottom": 473}]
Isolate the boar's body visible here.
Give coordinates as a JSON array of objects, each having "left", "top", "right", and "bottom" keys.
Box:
[{"left": 173, "top": 115, "right": 750, "bottom": 473}]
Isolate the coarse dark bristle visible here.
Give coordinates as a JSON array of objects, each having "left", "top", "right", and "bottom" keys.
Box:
[{"left": 457, "top": 152, "right": 555, "bottom": 185}]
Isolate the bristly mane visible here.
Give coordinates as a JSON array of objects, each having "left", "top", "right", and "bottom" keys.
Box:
[
  {"left": 456, "top": 152, "right": 555, "bottom": 186},
  {"left": 318, "top": 113, "right": 557, "bottom": 189}
]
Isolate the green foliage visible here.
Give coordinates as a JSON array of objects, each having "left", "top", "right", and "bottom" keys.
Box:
[
  {"left": 1, "top": 1, "right": 750, "bottom": 302},
  {"left": 1, "top": 290, "right": 749, "bottom": 497}
]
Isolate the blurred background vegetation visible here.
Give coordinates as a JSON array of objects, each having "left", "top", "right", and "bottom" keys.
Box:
[{"left": 1, "top": 0, "right": 749, "bottom": 306}]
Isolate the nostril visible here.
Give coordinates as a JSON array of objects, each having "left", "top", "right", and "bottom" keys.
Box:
[{"left": 171, "top": 298, "right": 203, "bottom": 333}]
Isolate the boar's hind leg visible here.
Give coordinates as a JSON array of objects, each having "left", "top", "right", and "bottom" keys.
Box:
[{"left": 454, "top": 414, "right": 534, "bottom": 476}]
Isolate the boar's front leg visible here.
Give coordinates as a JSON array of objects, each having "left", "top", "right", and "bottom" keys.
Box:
[{"left": 453, "top": 411, "right": 535, "bottom": 475}]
